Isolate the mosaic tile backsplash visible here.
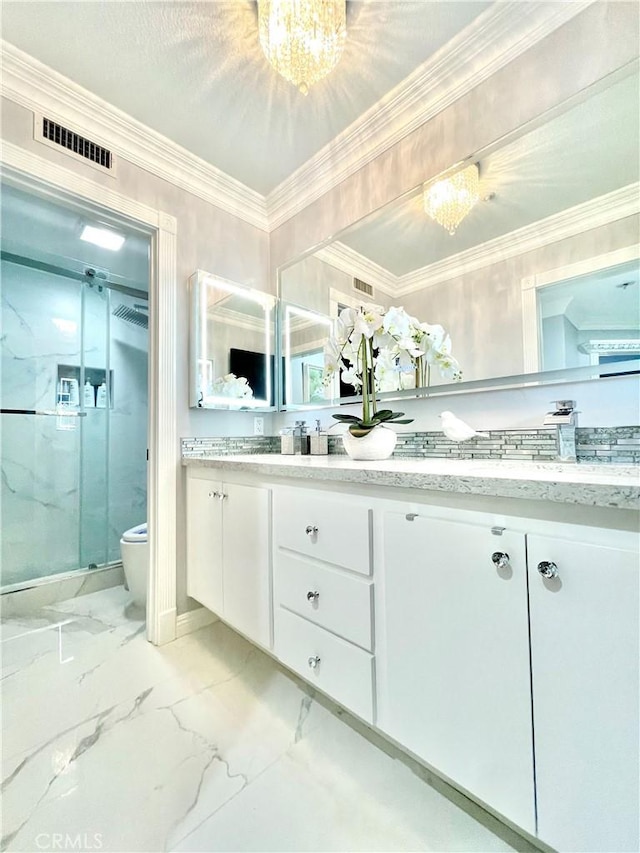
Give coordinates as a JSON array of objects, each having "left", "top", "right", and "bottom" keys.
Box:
[{"left": 182, "top": 427, "right": 640, "bottom": 464}]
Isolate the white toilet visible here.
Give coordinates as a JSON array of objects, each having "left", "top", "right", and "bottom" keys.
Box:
[{"left": 120, "top": 523, "right": 148, "bottom": 607}]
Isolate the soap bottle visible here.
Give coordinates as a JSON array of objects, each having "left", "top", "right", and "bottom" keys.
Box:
[
  {"left": 96, "top": 382, "right": 107, "bottom": 408},
  {"left": 310, "top": 419, "right": 329, "bottom": 456},
  {"left": 280, "top": 428, "right": 295, "bottom": 455},
  {"left": 84, "top": 381, "right": 95, "bottom": 408},
  {"left": 68, "top": 378, "right": 80, "bottom": 407}
]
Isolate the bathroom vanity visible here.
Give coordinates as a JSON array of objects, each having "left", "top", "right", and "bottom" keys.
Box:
[{"left": 184, "top": 455, "right": 639, "bottom": 853}]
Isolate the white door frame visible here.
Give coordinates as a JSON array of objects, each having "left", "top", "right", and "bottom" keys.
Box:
[
  {"left": 1, "top": 141, "right": 178, "bottom": 645},
  {"left": 520, "top": 245, "right": 640, "bottom": 373}
]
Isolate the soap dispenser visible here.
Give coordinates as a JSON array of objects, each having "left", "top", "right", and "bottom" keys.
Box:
[
  {"left": 96, "top": 382, "right": 107, "bottom": 408},
  {"left": 310, "top": 420, "right": 329, "bottom": 455},
  {"left": 84, "top": 381, "right": 95, "bottom": 408}
]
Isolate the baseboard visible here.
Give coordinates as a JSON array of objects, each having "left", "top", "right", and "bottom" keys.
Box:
[{"left": 176, "top": 606, "right": 218, "bottom": 638}]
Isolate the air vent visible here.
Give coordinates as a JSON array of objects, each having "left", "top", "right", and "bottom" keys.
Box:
[
  {"left": 36, "top": 116, "right": 115, "bottom": 173},
  {"left": 353, "top": 277, "right": 374, "bottom": 298}
]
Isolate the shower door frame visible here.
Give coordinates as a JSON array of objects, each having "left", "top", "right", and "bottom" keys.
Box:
[{"left": 1, "top": 141, "right": 178, "bottom": 646}]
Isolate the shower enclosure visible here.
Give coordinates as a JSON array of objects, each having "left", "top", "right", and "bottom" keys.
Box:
[{"left": 1, "top": 185, "right": 149, "bottom": 591}]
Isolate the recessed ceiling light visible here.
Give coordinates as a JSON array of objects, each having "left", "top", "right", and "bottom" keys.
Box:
[{"left": 80, "top": 224, "right": 125, "bottom": 252}]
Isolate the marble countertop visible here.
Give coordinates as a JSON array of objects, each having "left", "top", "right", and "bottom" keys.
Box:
[{"left": 182, "top": 454, "right": 640, "bottom": 510}]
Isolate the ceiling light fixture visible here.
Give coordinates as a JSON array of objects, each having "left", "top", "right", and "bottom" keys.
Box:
[
  {"left": 258, "top": 0, "right": 347, "bottom": 95},
  {"left": 423, "top": 164, "right": 480, "bottom": 235},
  {"left": 80, "top": 225, "right": 125, "bottom": 252}
]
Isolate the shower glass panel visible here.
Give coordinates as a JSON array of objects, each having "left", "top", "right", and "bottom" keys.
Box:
[
  {"left": 0, "top": 262, "right": 110, "bottom": 585},
  {"left": 1, "top": 182, "right": 150, "bottom": 592}
]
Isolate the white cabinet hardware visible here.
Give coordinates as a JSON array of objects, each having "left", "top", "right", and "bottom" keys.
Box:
[
  {"left": 491, "top": 551, "right": 510, "bottom": 568},
  {"left": 536, "top": 560, "right": 558, "bottom": 579}
]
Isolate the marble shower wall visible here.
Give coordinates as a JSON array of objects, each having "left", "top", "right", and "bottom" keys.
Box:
[{"left": 0, "top": 261, "right": 148, "bottom": 587}]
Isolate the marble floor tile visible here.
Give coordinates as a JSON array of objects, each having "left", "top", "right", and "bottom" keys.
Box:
[{"left": 2, "top": 587, "right": 526, "bottom": 853}]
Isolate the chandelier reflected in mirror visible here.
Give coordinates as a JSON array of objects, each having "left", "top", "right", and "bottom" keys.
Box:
[
  {"left": 423, "top": 163, "right": 480, "bottom": 235},
  {"left": 258, "top": 0, "right": 347, "bottom": 95}
]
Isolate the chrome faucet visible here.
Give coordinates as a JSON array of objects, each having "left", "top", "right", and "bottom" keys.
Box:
[{"left": 543, "top": 400, "right": 578, "bottom": 462}]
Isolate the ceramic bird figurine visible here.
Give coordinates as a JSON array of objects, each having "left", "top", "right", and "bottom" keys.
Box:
[{"left": 439, "top": 411, "right": 486, "bottom": 442}]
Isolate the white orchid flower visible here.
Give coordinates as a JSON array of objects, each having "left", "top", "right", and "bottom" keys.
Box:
[
  {"left": 420, "top": 322, "right": 446, "bottom": 350},
  {"left": 397, "top": 335, "right": 425, "bottom": 358},
  {"left": 338, "top": 306, "right": 357, "bottom": 329},
  {"left": 341, "top": 366, "right": 362, "bottom": 388},
  {"left": 382, "top": 306, "right": 411, "bottom": 338},
  {"left": 354, "top": 304, "right": 384, "bottom": 339}
]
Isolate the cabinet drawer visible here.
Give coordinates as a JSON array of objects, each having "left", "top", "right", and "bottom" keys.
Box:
[
  {"left": 275, "top": 607, "right": 374, "bottom": 723},
  {"left": 275, "top": 552, "right": 373, "bottom": 650},
  {"left": 275, "top": 489, "right": 372, "bottom": 575}
]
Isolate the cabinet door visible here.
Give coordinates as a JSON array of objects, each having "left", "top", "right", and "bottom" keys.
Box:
[
  {"left": 381, "top": 511, "right": 535, "bottom": 833},
  {"left": 186, "top": 475, "right": 223, "bottom": 615},
  {"left": 528, "top": 534, "right": 639, "bottom": 852},
  {"left": 222, "top": 482, "right": 272, "bottom": 649}
]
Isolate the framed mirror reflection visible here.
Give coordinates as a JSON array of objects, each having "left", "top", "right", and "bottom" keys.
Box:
[
  {"left": 278, "top": 66, "right": 639, "bottom": 411},
  {"left": 189, "top": 270, "right": 276, "bottom": 410}
]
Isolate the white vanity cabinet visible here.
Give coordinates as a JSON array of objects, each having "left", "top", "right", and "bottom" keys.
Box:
[
  {"left": 272, "top": 487, "right": 375, "bottom": 723},
  {"left": 380, "top": 511, "right": 536, "bottom": 834},
  {"left": 183, "top": 459, "right": 639, "bottom": 851},
  {"left": 527, "top": 533, "right": 639, "bottom": 853},
  {"left": 186, "top": 470, "right": 272, "bottom": 649}
]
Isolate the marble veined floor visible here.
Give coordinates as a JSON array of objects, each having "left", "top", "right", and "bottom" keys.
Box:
[{"left": 1, "top": 588, "right": 528, "bottom": 853}]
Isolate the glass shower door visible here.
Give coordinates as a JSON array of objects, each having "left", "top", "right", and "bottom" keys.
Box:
[{"left": 0, "top": 261, "right": 110, "bottom": 588}]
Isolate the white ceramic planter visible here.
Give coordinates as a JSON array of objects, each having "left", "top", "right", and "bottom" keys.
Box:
[{"left": 342, "top": 425, "right": 398, "bottom": 461}]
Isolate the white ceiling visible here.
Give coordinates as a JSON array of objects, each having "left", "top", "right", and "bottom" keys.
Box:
[
  {"left": 0, "top": 0, "right": 491, "bottom": 195},
  {"left": 337, "top": 72, "right": 640, "bottom": 277}
]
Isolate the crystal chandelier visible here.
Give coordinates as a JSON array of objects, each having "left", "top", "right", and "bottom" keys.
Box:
[
  {"left": 423, "top": 164, "right": 480, "bottom": 235},
  {"left": 258, "top": 0, "right": 347, "bottom": 95}
]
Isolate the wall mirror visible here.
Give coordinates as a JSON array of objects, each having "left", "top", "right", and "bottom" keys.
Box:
[
  {"left": 189, "top": 270, "right": 276, "bottom": 410},
  {"left": 278, "top": 66, "right": 639, "bottom": 410}
]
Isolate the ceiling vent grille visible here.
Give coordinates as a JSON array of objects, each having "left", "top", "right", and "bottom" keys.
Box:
[
  {"left": 353, "top": 277, "right": 374, "bottom": 298},
  {"left": 40, "top": 117, "right": 113, "bottom": 171}
]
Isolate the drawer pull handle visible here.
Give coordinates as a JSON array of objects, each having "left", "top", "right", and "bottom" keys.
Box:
[
  {"left": 491, "top": 551, "right": 510, "bottom": 569},
  {"left": 306, "top": 590, "right": 320, "bottom": 603},
  {"left": 307, "top": 655, "right": 321, "bottom": 669},
  {"left": 305, "top": 525, "right": 318, "bottom": 536},
  {"left": 538, "top": 560, "right": 559, "bottom": 579}
]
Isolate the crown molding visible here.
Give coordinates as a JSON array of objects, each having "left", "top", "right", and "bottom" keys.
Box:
[
  {"left": 395, "top": 184, "right": 640, "bottom": 296},
  {"left": 315, "top": 242, "right": 397, "bottom": 296},
  {"left": 0, "top": 40, "right": 269, "bottom": 231},
  {"left": 266, "top": 0, "right": 595, "bottom": 229}
]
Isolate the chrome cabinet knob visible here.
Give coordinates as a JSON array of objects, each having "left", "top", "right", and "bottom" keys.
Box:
[
  {"left": 492, "top": 551, "right": 510, "bottom": 569},
  {"left": 538, "top": 560, "right": 559, "bottom": 579},
  {"left": 218, "top": 493, "right": 227, "bottom": 501},
  {"left": 306, "top": 590, "right": 320, "bottom": 603},
  {"left": 305, "top": 525, "right": 318, "bottom": 536},
  {"left": 307, "top": 655, "right": 321, "bottom": 669},
  {"left": 208, "top": 491, "right": 219, "bottom": 499}
]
